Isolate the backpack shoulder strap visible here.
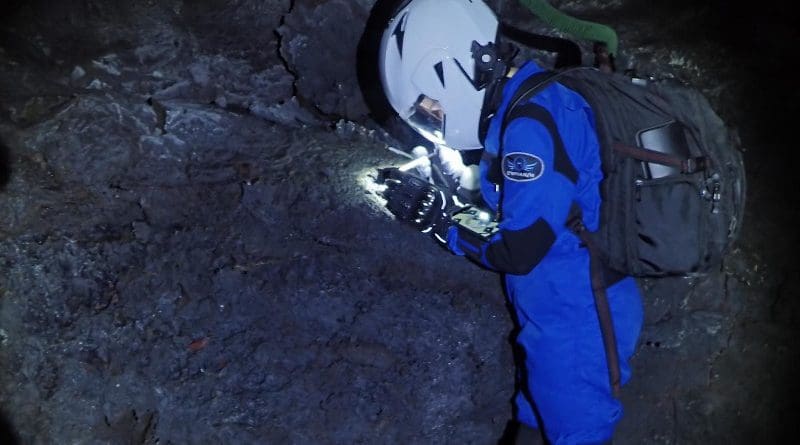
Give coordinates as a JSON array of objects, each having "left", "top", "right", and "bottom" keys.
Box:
[
  {"left": 496, "top": 68, "right": 587, "bottom": 185},
  {"left": 502, "top": 66, "right": 594, "bottom": 123},
  {"left": 498, "top": 67, "right": 624, "bottom": 398}
]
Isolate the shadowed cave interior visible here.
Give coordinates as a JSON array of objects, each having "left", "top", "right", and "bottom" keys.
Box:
[{"left": 0, "top": 0, "right": 798, "bottom": 443}]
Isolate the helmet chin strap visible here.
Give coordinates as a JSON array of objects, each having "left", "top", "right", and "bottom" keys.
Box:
[
  {"left": 477, "top": 76, "right": 508, "bottom": 145},
  {"left": 468, "top": 39, "right": 517, "bottom": 146}
]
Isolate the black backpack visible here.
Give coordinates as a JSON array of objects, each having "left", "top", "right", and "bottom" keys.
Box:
[{"left": 499, "top": 67, "right": 746, "bottom": 278}]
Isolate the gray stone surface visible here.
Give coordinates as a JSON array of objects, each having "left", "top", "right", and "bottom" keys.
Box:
[
  {"left": 0, "top": 0, "right": 798, "bottom": 444},
  {"left": 278, "top": 0, "right": 371, "bottom": 120},
  {"left": 0, "top": 81, "right": 511, "bottom": 443}
]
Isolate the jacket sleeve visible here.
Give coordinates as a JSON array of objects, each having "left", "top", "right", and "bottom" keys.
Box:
[{"left": 449, "top": 116, "right": 576, "bottom": 275}]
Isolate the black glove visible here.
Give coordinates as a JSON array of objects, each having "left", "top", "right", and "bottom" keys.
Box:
[{"left": 378, "top": 168, "right": 451, "bottom": 238}]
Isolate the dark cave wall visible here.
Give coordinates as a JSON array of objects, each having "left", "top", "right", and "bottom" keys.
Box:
[
  {"left": 1, "top": 1, "right": 798, "bottom": 444},
  {"left": 3, "top": 0, "right": 796, "bottom": 139},
  {"left": 0, "top": 0, "right": 638, "bottom": 138},
  {"left": 0, "top": 0, "right": 381, "bottom": 127},
  {"left": 0, "top": 3, "right": 514, "bottom": 443}
]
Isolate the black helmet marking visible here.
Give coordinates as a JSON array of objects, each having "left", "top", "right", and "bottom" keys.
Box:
[
  {"left": 434, "top": 61, "right": 445, "bottom": 87},
  {"left": 392, "top": 13, "right": 409, "bottom": 58}
]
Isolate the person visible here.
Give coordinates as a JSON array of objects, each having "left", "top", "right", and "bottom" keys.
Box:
[{"left": 377, "top": 1, "right": 643, "bottom": 444}]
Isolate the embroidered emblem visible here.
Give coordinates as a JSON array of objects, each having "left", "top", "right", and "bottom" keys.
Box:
[{"left": 502, "top": 152, "right": 545, "bottom": 182}]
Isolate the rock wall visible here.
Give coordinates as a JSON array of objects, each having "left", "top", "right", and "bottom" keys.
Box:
[{"left": 0, "top": 1, "right": 798, "bottom": 444}]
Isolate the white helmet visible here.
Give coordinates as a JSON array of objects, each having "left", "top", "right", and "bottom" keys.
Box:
[{"left": 379, "top": 0, "right": 502, "bottom": 150}]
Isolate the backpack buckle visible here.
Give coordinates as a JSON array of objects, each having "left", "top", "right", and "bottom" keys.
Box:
[
  {"left": 567, "top": 214, "right": 586, "bottom": 234},
  {"left": 566, "top": 202, "right": 586, "bottom": 234}
]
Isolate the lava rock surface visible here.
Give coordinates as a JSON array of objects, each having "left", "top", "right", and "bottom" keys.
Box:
[{"left": 0, "top": 0, "right": 798, "bottom": 444}]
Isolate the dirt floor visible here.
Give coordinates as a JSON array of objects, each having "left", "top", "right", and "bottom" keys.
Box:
[{"left": 0, "top": 0, "right": 798, "bottom": 444}]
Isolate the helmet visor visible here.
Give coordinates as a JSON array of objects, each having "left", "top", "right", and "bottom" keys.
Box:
[{"left": 406, "top": 95, "right": 446, "bottom": 145}]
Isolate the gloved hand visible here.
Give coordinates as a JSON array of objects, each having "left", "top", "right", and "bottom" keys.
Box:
[
  {"left": 410, "top": 145, "right": 432, "bottom": 181},
  {"left": 437, "top": 144, "right": 480, "bottom": 191},
  {"left": 379, "top": 167, "right": 451, "bottom": 240}
]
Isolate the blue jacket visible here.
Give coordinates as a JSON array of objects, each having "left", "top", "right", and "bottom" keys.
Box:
[
  {"left": 444, "top": 61, "right": 644, "bottom": 443},
  {"left": 448, "top": 61, "right": 603, "bottom": 273}
]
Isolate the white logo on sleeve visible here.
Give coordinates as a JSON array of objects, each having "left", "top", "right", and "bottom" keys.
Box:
[{"left": 501, "top": 152, "right": 545, "bottom": 182}]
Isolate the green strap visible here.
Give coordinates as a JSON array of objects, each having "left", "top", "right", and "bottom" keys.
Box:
[{"left": 518, "top": 0, "right": 619, "bottom": 56}]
